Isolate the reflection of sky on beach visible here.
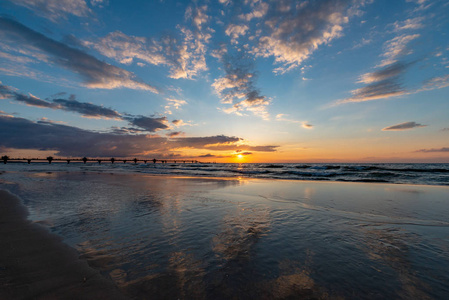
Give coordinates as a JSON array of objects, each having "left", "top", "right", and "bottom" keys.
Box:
[{"left": 1, "top": 172, "right": 449, "bottom": 299}]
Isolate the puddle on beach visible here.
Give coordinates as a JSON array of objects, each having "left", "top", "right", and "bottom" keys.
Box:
[{"left": 1, "top": 171, "right": 448, "bottom": 299}]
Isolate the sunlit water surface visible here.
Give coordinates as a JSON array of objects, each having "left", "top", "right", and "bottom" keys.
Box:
[{"left": 1, "top": 170, "right": 449, "bottom": 299}]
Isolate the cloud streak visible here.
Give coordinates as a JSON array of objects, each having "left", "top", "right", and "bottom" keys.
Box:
[
  {"left": 378, "top": 34, "right": 420, "bottom": 67},
  {"left": 416, "top": 147, "right": 449, "bottom": 153},
  {"left": 338, "top": 61, "right": 415, "bottom": 104},
  {"left": 0, "top": 82, "right": 122, "bottom": 119},
  {"left": 382, "top": 121, "right": 426, "bottom": 131},
  {"left": 1, "top": 82, "right": 171, "bottom": 131},
  {"left": 0, "top": 17, "right": 158, "bottom": 92}
]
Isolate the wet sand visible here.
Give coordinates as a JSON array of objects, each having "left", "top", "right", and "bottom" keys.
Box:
[
  {"left": 1, "top": 172, "right": 449, "bottom": 299},
  {"left": 0, "top": 189, "right": 127, "bottom": 300}
]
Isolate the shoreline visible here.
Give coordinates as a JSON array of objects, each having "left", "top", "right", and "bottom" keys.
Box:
[
  {"left": 2, "top": 161, "right": 448, "bottom": 187},
  {"left": 4, "top": 168, "right": 449, "bottom": 188},
  {"left": 0, "top": 189, "right": 128, "bottom": 299}
]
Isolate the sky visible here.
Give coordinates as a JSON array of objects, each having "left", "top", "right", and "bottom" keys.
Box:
[{"left": 0, "top": 0, "right": 448, "bottom": 163}]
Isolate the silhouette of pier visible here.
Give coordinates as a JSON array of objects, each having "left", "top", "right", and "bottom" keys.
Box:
[{"left": 1, "top": 155, "right": 200, "bottom": 165}]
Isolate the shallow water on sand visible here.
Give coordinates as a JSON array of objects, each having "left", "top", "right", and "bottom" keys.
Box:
[{"left": 1, "top": 171, "right": 449, "bottom": 299}]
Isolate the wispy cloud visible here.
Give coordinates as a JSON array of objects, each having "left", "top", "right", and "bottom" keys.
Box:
[
  {"left": 378, "top": 34, "right": 420, "bottom": 67},
  {"left": 275, "top": 114, "right": 313, "bottom": 129},
  {"left": 382, "top": 121, "right": 426, "bottom": 131},
  {"left": 338, "top": 70, "right": 449, "bottom": 104},
  {"left": 337, "top": 60, "right": 421, "bottom": 104},
  {"left": 339, "top": 78, "right": 406, "bottom": 103},
  {"left": 416, "top": 147, "right": 449, "bottom": 153},
  {"left": 6, "top": 0, "right": 95, "bottom": 22},
  {"left": 358, "top": 61, "right": 412, "bottom": 84},
  {"left": 417, "top": 74, "right": 449, "bottom": 92},
  {"left": 164, "top": 97, "right": 187, "bottom": 115},
  {"left": 0, "top": 17, "right": 158, "bottom": 92},
  {"left": 392, "top": 17, "right": 424, "bottom": 31}
]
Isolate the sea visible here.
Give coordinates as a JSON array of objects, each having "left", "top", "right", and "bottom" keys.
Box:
[
  {"left": 2, "top": 161, "right": 449, "bottom": 185},
  {"left": 1, "top": 162, "right": 449, "bottom": 299}
]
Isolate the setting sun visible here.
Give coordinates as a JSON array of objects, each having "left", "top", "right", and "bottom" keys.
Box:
[{"left": 237, "top": 154, "right": 243, "bottom": 159}]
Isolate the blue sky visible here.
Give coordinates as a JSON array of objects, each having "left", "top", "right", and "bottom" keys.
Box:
[{"left": 0, "top": 0, "right": 448, "bottom": 162}]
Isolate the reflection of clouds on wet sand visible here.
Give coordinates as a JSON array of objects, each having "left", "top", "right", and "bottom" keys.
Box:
[
  {"left": 212, "top": 207, "right": 270, "bottom": 261},
  {"left": 206, "top": 206, "right": 271, "bottom": 298},
  {"left": 259, "top": 257, "right": 337, "bottom": 300},
  {"left": 360, "top": 226, "right": 432, "bottom": 299}
]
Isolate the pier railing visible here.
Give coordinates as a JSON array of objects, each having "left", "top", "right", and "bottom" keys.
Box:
[{"left": 1, "top": 156, "right": 200, "bottom": 164}]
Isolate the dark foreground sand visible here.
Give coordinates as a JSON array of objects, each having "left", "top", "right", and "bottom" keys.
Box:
[{"left": 0, "top": 189, "right": 128, "bottom": 300}]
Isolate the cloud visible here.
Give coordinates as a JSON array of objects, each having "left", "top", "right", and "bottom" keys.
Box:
[
  {"left": 338, "top": 61, "right": 413, "bottom": 103},
  {"left": 204, "top": 144, "right": 278, "bottom": 152},
  {"left": 382, "top": 121, "right": 427, "bottom": 131},
  {"left": 417, "top": 75, "right": 449, "bottom": 92},
  {"left": 275, "top": 114, "right": 313, "bottom": 129},
  {"left": 85, "top": 31, "right": 167, "bottom": 66},
  {"left": 1, "top": 82, "right": 177, "bottom": 132},
  {"left": 7, "top": 0, "right": 93, "bottom": 22},
  {"left": 225, "top": 24, "right": 249, "bottom": 43},
  {"left": 252, "top": 0, "right": 368, "bottom": 74},
  {"left": 86, "top": 5, "right": 211, "bottom": 80},
  {"left": 301, "top": 122, "right": 313, "bottom": 129},
  {"left": 172, "top": 119, "right": 193, "bottom": 127},
  {"left": 164, "top": 97, "right": 187, "bottom": 114},
  {"left": 378, "top": 34, "right": 420, "bottom": 67},
  {"left": 239, "top": 1, "right": 269, "bottom": 21},
  {"left": 0, "top": 51, "right": 35, "bottom": 64},
  {"left": 0, "top": 17, "right": 158, "bottom": 92},
  {"left": 52, "top": 97, "right": 121, "bottom": 119},
  {"left": 1, "top": 84, "right": 56, "bottom": 108},
  {"left": 238, "top": 151, "right": 253, "bottom": 156},
  {"left": 416, "top": 147, "right": 449, "bottom": 153},
  {"left": 0, "top": 110, "right": 14, "bottom": 117},
  {"left": 0, "top": 115, "right": 276, "bottom": 157},
  {"left": 39, "top": 117, "right": 66, "bottom": 124},
  {"left": 166, "top": 131, "right": 184, "bottom": 137},
  {"left": 213, "top": 53, "right": 270, "bottom": 119},
  {"left": 1, "top": 82, "right": 56, "bottom": 108},
  {"left": 392, "top": 17, "right": 424, "bottom": 31},
  {"left": 124, "top": 116, "right": 170, "bottom": 132},
  {"left": 1, "top": 82, "right": 122, "bottom": 119},
  {"left": 358, "top": 61, "right": 411, "bottom": 84}
]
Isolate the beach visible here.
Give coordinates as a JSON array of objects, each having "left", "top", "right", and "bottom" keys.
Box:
[
  {"left": 0, "top": 189, "right": 127, "bottom": 299},
  {"left": 1, "top": 169, "right": 449, "bottom": 299}
]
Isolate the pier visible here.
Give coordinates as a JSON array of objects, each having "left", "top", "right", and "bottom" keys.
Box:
[{"left": 1, "top": 156, "right": 200, "bottom": 165}]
